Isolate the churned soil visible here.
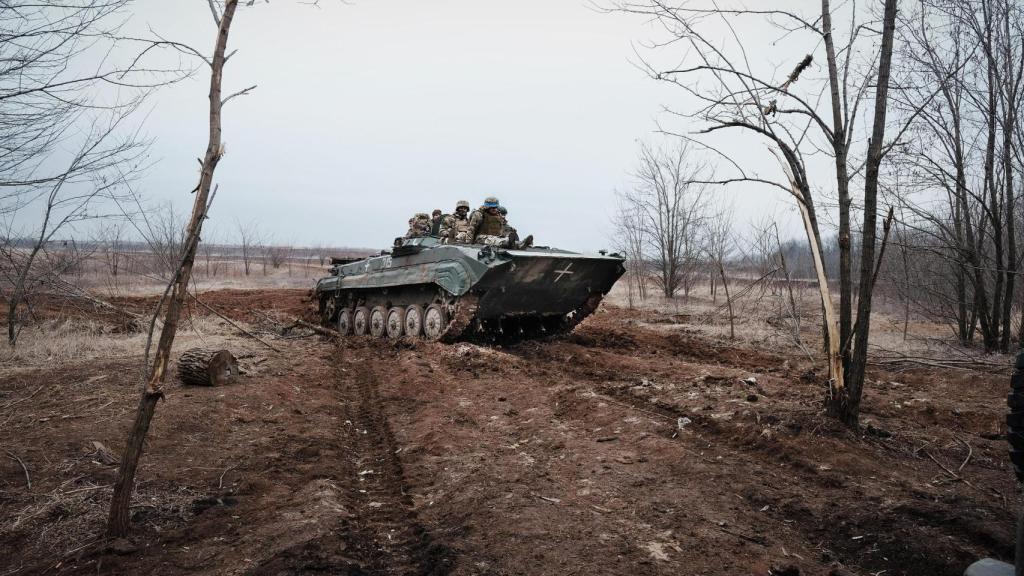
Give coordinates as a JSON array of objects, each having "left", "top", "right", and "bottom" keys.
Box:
[{"left": 0, "top": 288, "right": 1017, "bottom": 575}]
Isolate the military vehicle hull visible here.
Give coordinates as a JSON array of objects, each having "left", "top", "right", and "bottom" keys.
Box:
[{"left": 313, "top": 238, "right": 625, "bottom": 341}]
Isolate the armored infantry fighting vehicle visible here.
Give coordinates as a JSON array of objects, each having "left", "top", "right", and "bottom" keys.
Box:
[{"left": 314, "top": 236, "right": 626, "bottom": 341}]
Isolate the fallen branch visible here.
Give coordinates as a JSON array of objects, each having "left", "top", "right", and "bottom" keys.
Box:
[
  {"left": 922, "top": 449, "right": 977, "bottom": 489},
  {"left": 63, "top": 484, "right": 112, "bottom": 495},
  {"left": 1, "top": 384, "right": 44, "bottom": 410},
  {"left": 188, "top": 292, "right": 281, "bottom": 353},
  {"left": 5, "top": 451, "right": 31, "bottom": 489},
  {"left": 218, "top": 464, "right": 235, "bottom": 489},
  {"left": 957, "top": 437, "right": 973, "bottom": 473},
  {"left": 530, "top": 492, "right": 561, "bottom": 504},
  {"left": 288, "top": 318, "right": 340, "bottom": 339},
  {"left": 718, "top": 526, "right": 767, "bottom": 547},
  {"left": 869, "top": 355, "right": 1007, "bottom": 374}
]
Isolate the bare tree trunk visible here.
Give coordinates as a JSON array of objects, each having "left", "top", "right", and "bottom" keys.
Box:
[
  {"left": 107, "top": 0, "right": 238, "bottom": 538},
  {"left": 775, "top": 224, "right": 802, "bottom": 343},
  {"left": 985, "top": 50, "right": 1005, "bottom": 352},
  {"left": 831, "top": 0, "right": 898, "bottom": 426},
  {"left": 718, "top": 260, "right": 734, "bottom": 340},
  {"left": 797, "top": 195, "right": 844, "bottom": 396},
  {"left": 1000, "top": 7, "right": 1019, "bottom": 352},
  {"left": 821, "top": 0, "right": 854, "bottom": 372},
  {"left": 8, "top": 237, "right": 47, "bottom": 345},
  {"left": 899, "top": 223, "right": 911, "bottom": 342}
]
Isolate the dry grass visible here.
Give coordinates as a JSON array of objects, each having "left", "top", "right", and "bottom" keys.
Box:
[
  {"left": 0, "top": 315, "right": 244, "bottom": 369},
  {"left": 81, "top": 260, "right": 323, "bottom": 298},
  {"left": 604, "top": 279, "right": 1008, "bottom": 366}
]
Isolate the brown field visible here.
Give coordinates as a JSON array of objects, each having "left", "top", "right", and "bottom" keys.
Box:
[{"left": 0, "top": 280, "right": 1017, "bottom": 576}]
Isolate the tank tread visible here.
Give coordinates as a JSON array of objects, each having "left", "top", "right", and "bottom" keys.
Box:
[
  {"left": 319, "top": 288, "right": 604, "bottom": 343},
  {"left": 440, "top": 293, "right": 479, "bottom": 343},
  {"left": 559, "top": 294, "right": 604, "bottom": 334}
]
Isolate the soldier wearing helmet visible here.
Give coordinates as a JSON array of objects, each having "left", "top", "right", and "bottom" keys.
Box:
[
  {"left": 469, "top": 197, "right": 532, "bottom": 248},
  {"left": 405, "top": 212, "right": 431, "bottom": 238},
  {"left": 440, "top": 200, "right": 473, "bottom": 244}
]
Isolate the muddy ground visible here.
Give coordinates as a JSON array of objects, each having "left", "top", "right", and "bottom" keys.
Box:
[{"left": 0, "top": 288, "right": 1017, "bottom": 575}]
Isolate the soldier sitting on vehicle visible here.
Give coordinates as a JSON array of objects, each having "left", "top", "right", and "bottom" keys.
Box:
[
  {"left": 497, "top": 205, "right": 532, "bottom": 249},
  {"left": 430, "top": 209, "right": 444, "bottom": 235},
  {"left": 405, "top": 213, "right": 432, "bottom": 238},
  {"left": 469, "top": 197, "right": 532, "bottom": 248},
  {"left": 440, "top": 200, "right": 473, "bottom": 244}
]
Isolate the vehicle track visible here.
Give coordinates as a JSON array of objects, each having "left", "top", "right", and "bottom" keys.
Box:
[
  {"left": 247, "top": 347, "right": 454, "bottom": 576},
  {"left": 333, "top": 354, "right": 454, "bottom": 576}
]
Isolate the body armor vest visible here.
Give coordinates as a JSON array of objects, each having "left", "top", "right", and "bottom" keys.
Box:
[{"left": 478, "top": 211, "right": 504, "bottom": 236}]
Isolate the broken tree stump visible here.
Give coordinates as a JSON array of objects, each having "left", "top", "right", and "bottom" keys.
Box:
[{"left": 178, "top": 348, "right": 239, "bottom": 386}]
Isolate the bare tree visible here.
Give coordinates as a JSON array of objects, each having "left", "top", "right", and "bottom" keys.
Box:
[
  {"left": 144, "top": 202, "right": 188, "bottom": 278},
  {"left": 612, "top": 190, "right": 649, "bottom": 308},
  {"left": 99, "top": 223, "right": 127, "bottom": 279},
  {"left": 259, "top": 236, "right": 271, "bottom": 275},
  {"left": 1, "top": 1, "right": 189, "bottom": 345},
  {"left": 625, "top": 141, "right": 709, "bottom": 299},
  {"left": 4, "top": 112, "right": 148, "bottom": 345},
  {"left": 615, "top": 0, "right": 902, "bottom": 425},
  {"left": 772, "top": 224, "right": 804, "bottom": 346},
  {"left": 108, "top": 0, "right": 248, "bottom": 537},
  {"left": 705, "top": 205, "right": 734, "bottom": 338},
  {"left": 201, "top": 228, "right": 220, "bottom": 277},
  {"left": 236, "top": 218, "right": 260, "bottom": 276},
  {"left": 888, "top": 0, "right": 1024, "bottom": 353},
  {"left": 280, "top": 241, "right": 296, "bottom": 276}
]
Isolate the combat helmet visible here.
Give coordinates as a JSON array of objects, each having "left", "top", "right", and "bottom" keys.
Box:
[
  {"left": 498, "top": 206, "right": 508, "bottom": 216},
  {"left": 455, "top": 200, "right": 470, "bottom": 211},
  {"left": 482, "top": 196, "right": 500, "bottom": 208}
]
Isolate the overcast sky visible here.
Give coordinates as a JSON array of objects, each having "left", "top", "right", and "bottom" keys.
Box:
[{"left": 123, "top": 0, "right": 810, "bottom": 252}]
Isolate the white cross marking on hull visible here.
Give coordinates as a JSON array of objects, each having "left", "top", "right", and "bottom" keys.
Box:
[{"left": 553, "top": 262, "right": 575, "bottom": 282}]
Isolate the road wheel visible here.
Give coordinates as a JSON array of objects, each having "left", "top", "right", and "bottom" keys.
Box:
[
  {"left": 423, "top": 304, "right": 449, "bottom": 341},
  {"left": 369, "top": 306, "right": 388, "bottom": 338},
  {"left": 320, "top": 295, "right": 336, "bottom": 324},
  {"left": 386, "top": 307, "right": 405, "bottom": 339},
  {"left": 336, "top": 309, "right": 353, "bottom": 335},
  {"left": 353, "top": 306, "right": 370, "bottom": 336},
  {"left": 405, "top": 305, "right": 424, "bottom": 337}
]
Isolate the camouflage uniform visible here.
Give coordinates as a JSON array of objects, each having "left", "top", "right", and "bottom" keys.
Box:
[
  {"left": 469, "top": 206, "right": 510, "bottom": 247},
  {"left": 405, "top": 213, "right": 431, "bottom": 238},
  {"left": 441, "top": 213, "right": 473, "bottom": 244},
  {"left": 497, "top": 206, "right": 520, "bottom": 246},
  {"left": 440, "top": 200, "right": 473, "bottom": 244}
]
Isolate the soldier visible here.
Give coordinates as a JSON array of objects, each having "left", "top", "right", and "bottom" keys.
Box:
[
  {"left": 468, "top": 196, "right": 503, "bottom": 245},
  {"left": 405, "top": 213, "right": 431, "bottom": 238},
  {"left": 440, "top": 200, "right": 473, "bottom": 244},
  {"left": 496, "top": 206, "right": 531, "bottom": 248},
  {"left": 469, "top": 198, "right": 532, "bottom": 248},
  {"left": 430, "top": 209, "right": 444, "bottom": 235}
]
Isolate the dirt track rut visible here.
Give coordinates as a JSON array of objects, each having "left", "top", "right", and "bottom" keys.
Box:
[
  {"left": 246, "top": 346, "right": 453, "bottom": 576},
  {"left": 336, "top": 358, "right": 454, "bottom": 575}
]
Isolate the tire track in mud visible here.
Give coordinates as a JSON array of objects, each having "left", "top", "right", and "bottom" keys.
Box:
[
  {"left": 333, "top": 352, "right": 455, "bottom": 576},
  {"left": 248, "top": 346, "right": 454, "bottom": 576}
]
